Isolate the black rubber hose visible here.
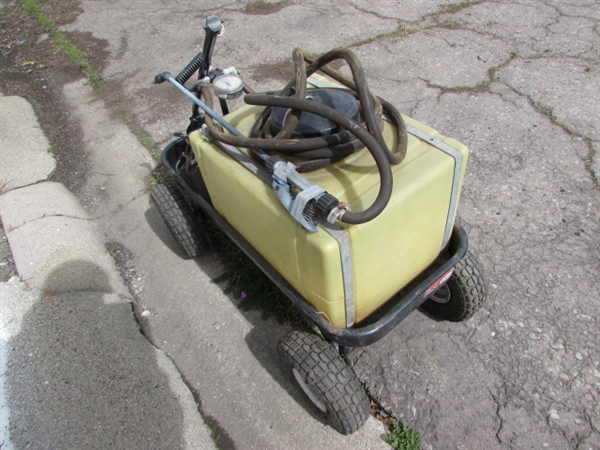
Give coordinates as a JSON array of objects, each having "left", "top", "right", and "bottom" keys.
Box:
[
  {"left": 300, "top": 49, "right": 407, "bottom": 164},
  {"left": 244, "top": 95, "right": 393, "bottom": 225},
  {"left": 272, "top": 49, "right": 307, "bottom": 139},
  {"left": 377, "top": 96, "right": 407, "bottom": 165},
  {"left": 308, "top": 49, "right": 386, "bottom": 150},
  {"left": 202, "top": 88, "right": 358, "bottom": 153},
  {"left": 200, "top": 47, "right": 409, "bottom": 224},
  {"left": 247, "top": 48, "right": 386, "bottom": 171},
  {"left": 248, "top": 47, "right": 405, "bottom": 168},
  {"left": 202, "top": 87, "right": 393, "bottom": 224}
]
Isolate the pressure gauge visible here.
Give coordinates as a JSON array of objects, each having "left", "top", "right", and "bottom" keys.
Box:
[{"left": 213, "top": 74, "right": 244, "bottom": 99}]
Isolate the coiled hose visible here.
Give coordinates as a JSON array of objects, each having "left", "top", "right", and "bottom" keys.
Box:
[{"left": 201, "top": 47, "right": 408, "bottom": 224}]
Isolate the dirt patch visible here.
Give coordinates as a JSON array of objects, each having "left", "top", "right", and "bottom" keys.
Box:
[
  {"left": 0, "top": 220, "right": 17, "bottom": 282},
  {"left": 105, "top": 240, "right": 144, "bottom": 298},
  {"left": 241, "top": 1, "right": 290, "bottom": 16},
  {"left": 24, "top": 0, "right": 84, "bottom": 27},
  {"left": 250, "top": 55, "right": 348, "bottom": 84},
  {"left": 250, "top": 58, "right": 295, "bottom": 83},
  {"left": 0, "top": 0, "right": 109, "bottom": 194}
]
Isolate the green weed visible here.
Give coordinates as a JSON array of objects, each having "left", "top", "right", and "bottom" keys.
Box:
[
  {"left": 146, "top": 167, "right": 172, "bottom": 189},
  {"left": 150, "top": 149, "right": 162, "bottom": 162},
  {"left": 141, "top": 136, "right": 156, "bottom": 149},
  {"left": 381, "top": 420, "right": 422, "bottom": 450},
  {"left": 438, "top": 0, "right": 485, "bottom": 15},
  {"left": 21, "top": 0, "right": 106, "bottom": 88},
  {"left": 439, "top": 20, "right": 461, "bottom": 29},
  {"left": 584, "top": 139, "right": 599, "bottom": 189}
]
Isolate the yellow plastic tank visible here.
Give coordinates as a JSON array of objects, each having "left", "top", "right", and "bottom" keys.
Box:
[{"left": 189, "top": 90, "right": 468, "bottom": 329}]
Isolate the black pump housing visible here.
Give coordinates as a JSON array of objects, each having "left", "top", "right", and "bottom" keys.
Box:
[{"left": 270, "top": 88, "right": 360, "bottom": 138}]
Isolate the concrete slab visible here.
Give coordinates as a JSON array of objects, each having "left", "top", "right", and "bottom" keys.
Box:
[
  {"left": 354, "top": 85, "right": 600, "bottom": 449},
  {"left": 0, "top": 278, "right": 38, "bottom": 450},
  {"left": 0, "top": 182, "right": 127, "bottom": 294},
  {"left": 0, "top": 181, "right": 89, "bottom": 229},
  {"left": 497, "top": 57, "right": 600, "bottom": 141},
  {"left": 348, "top": 0, "right": 453, "bottom": 22},
  {"left": 61, "top": 79, "right": 155, "bottom": 216},
  {"left": 0, "top": 96, "right": 56, "bottom": 191},
  {"left": 352, "top": 28, "right": 511, "bottom": 89}
]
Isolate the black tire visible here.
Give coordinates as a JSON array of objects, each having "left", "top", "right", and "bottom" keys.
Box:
[
  {"left": 278, "top": 330, "right": 370, "bottom": 435},
  {"left": 150, "top": 182, "right": 207, "bottom": 258},
  {"left": 421, "top": 250, "right": 487, "bottom": 321}
]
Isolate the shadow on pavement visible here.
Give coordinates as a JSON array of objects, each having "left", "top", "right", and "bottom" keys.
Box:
[
  {"left": 6, "top": 264, "right": 187, "bottom": 450},
  {"left": 243, "top": 323, "right": 329, "bottom": 427}
]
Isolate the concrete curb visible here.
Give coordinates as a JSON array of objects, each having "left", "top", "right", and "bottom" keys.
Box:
[
  {"left": 0, "top": 96, "right": 56, "bottom": 191},
  {"left": 0, "top": 93, "right": 126, "bottom": 295},
  {"left": 1, "top": 181, "right": 128, "bottom": 294},
  {"left": 0, "top": 93, "right": 127, "bottom": 295},
  {"left": 0, "top": 96, "right": 218, "bottom": 449}
]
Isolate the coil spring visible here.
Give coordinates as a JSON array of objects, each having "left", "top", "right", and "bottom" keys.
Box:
[{"left": 175, "top": 52, "right": 204, "bottom": 85}]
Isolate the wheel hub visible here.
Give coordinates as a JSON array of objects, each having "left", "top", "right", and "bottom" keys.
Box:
[
  {"left": 428, "top": 284, "right": 451, "bottom": 304},
  {"left": 292, "top": 368, "right": 328, "bottom": 413}
]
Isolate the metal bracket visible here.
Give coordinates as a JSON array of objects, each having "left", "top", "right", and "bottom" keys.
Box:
[{"left": 272, "top": 160, "right": 325, "bottom": 232}]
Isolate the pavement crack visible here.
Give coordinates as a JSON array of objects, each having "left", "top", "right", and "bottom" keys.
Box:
[
  {"left": 573, "top": 411, "right": 600, "bottom": 449},
  {"left": 418, "top": 51, "right": 519, "bottom": 98},
  {"left": 421, "top": 76, "right": 490, "bottom": 96},
  {"left": 419, "top": 0, "right": 485, "bottom": 23},
  {"left": 89, "top": 190, "right": 150, "bottom": 221},
  {"left": 125, "top": 299, "right": 235, "bottom": 450},
  {"left": 437, "top": 0, "right": 486, "bottom": 16},
  {"left": 3, "top": 213, "right": 93, "bottom": 233},
  {"left": 350, "top": 4, "right": 403, "bottom": 21},
  {"left": 348, "top": 24, "right": 422, "bottom": 48},
  {"left": 489, "top": 388, "right": 504, "bottom": 445},
  {"left": 105, "top": 240, "right": 233, "bottom": 449},
  {"left": 502, "top": 83, "right": 600, "bottom": 190},
  {"left": 105, "top": 240, "right": 145, "bottom": 301}
]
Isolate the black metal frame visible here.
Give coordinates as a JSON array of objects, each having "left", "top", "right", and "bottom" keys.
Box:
[{"left": 161, "top": 138, "right": 468, "bottom": 348}]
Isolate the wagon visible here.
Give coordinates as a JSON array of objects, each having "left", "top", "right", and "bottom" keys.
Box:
[{"left": 152, "top": 15, "right": 487, "bottom": 435}]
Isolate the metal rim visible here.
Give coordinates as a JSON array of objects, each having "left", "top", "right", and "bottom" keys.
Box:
[
  {"left": 428, "top": 284, "right": 451, "bottom": 304},
  {"left": 292, "top": 368, "right": 328, "bottom": 413}
]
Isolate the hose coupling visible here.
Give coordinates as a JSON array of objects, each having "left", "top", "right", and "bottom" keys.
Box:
[
  {"left": 266, "top": 155, "right": 286, "bottom": 174},
  {"left": 327, "top": 203, "right": 351, "bottom": 224},
  {"left": 315, "top": 193, "right": 339, "bottom": 221}
]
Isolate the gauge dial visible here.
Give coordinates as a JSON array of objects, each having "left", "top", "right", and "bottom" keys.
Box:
[{"left": 213, "top": 74, "right": 244, "bottom": 99}]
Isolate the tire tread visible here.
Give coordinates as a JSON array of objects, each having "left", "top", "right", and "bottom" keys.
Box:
[
  {"left": 279, "top": 331, "right": 370, "bottom": 435},
  {"left": 422, "top": 250, "right": 488, "bottom": 321},
  {"left": 151, "top": 182, "right": 207, "bottom": 258}
]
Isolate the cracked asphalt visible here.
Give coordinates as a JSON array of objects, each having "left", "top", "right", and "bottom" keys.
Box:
[
  {"left": 343, "top": 2, "right": 600, "bottom": 448},
  {"left": 2, "top": 0, "right": 599, "bottom": 449}
]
